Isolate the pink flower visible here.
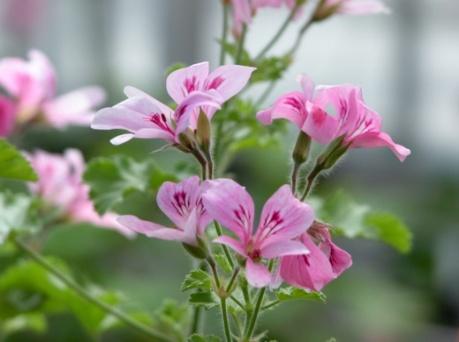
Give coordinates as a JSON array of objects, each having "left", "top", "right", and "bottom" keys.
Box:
[
  {"left": 202, "top": 179, "right": 314, "bottom": 287},
  {"left": 92, "top": 62, "right": 254, "bottom": 146},
  {"left": 315, "top": 0, "right": 389, "bottom": 20},
  {"left": 28, "top": 149, "right": 133, "bottom": 237},
  {"left": 0, "top": 49, "right": 105, "bottom": 128},
  {"left": 0, "top": 95, "right": 16, "bottom": 137},
  {"left": 257, "top": 75, "right": 411, "bottom": 161},
  {"left": 279, "top": 222, "right": 352, "bottom": 291},
  {"left": 117, "top": 176, "right": 211, "bottom": 246}
]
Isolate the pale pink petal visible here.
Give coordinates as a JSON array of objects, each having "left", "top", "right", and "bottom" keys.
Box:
[
  {"left": 246, "top": 258, "right": 272, "bottom": 288},
  {"left": 166, "top": 62, "right": 210, "bottom": 103},
  {"left": 0, "top": 95, "right": 16, "bottom": 137},
  {"left": 182, "top": 208, "right": 200, "bottom": 245},
  {"left": 110, "top": 133, "right": 134, "bottom": 145},
  {"left": 205, "top": 65, "right": 255, "bottom": 102},
  {"left": 255, "top": 185, "right": 314, "bottom": 244},
  {"left": 42, "top": 86, "right": 105, "bottom": 128},
  {"left": 337, "top": 0, "right": 390, "bottom": 15},
  {"left": 231, "top": 0, "right": 252, "bottom": 37},
  {"left": 156, "top": 176, "right": 202, "bottom": 229},
  {"left": 202, "top": 178, "right": 254, "bottom": 243},
  {"left": 174, "top": 91, "right": 220, "bottom": 135},
  {"left": 350, "top": 131, "right": 411, "bottom": 162},
  {"left": 261, "top": 239, "right": 309, "bottom": 259},
  {"left": 297, "top": 74, "right": 315, "bottom": 101},
  {"left": 214, "top": 235, "right": 248, "bottom": 257},
  {"left": 256, "top": 91, "right": 307, "bottom": 129},
  {"left": 117, "top": 215, "right": 185, "bottom": 241},
  {"left": 124, "top": 86, "right": 174, "bottom": 118},
  {"left": 280, "top": 234, "right": 335, "bottom": 291}
]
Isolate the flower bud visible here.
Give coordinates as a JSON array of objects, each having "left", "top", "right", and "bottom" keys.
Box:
[
  {"left": 292, "top": 131, "right": 311, "bottom": 165},
  {"left": 313, "top": 0, "right": 341, "bottom": 22},
  {"left": 177, "top": 129, "right": 195, "bottom": 153},
  {"left": 196, "top": 111, "right": 211, "bottom": 153},
  {"left": 317, "top": 136, "right": 348, "bottom": 170},
  {"left": 182, "top": 237, "right": 209, "bottom": 259}
]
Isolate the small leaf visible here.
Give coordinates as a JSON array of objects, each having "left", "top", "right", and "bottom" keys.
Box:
[
  {"left": 181, "top": 269, "right": 212, "bottom": 292},
  {"left": 188, "top": 292, "right": 218, "bottom": 309},
  {"left": 316, "top": 190, "right": 412, "bottom": 253},
  {"left": 251, "top": 55, "right": 292, "bottom": 83},
  {"left": 188, "top": 334, "right": 222, "bottom": 342},
  {"left": 0, "top": 191, "right": 41, "bottom": 244},
  {"left": 276, "top": 287, "right": 326, "bottom": 303},
  {"left": 0, "top": 139, "right": 37, "bottom": 181},
  {"left": 84, "top": 155, "right": 176, "bottom": 214}
]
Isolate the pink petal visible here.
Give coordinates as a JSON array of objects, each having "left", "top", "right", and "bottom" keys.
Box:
[
  {"left": 205, "top": 65, "right": 255, "bottom": 102},
  {"left": 124, "top": 86, "right": 174, "bottom": 118},
  {"left": 337, "top": 0, "right": 390, "bottom": 15},
  {"left": 214, "top": 235, "right": 248, "bottom": 257},
  {"left": 297, "top": 74, "right": 315, "bottom": 101},
  {"left": 261, "top": 239, "right": 309, "bottom": 259},
  {"left": 350, "top": 131, "right": 411, "bottom": 162},
  {"left": 255, "top": 185, "right": 314, "bottom": 244},
  {"left": 174, "top": 91, "right": 220, "bottom": 135},
  {"left": 256, "top": 91, "right": 307, "bottom": 129},
  {"left": 0, "top": 95, "right": 16, "bottom": 137},
  {"left": 246, "top": 259, "right": 272, "bottom": 288},
  {"left": 202, "top": 178, "right": 254, "bottom": 243},
  {"left": 156, "top": 176, "right": 202, "bottom": 229},
  {"left": 117, "top": 215, "right": 185, "bottom": 241},
  {"left": 42, "top": 86, "right": 105, "bottom": 128},
  {"left": 166, "top": 62, "right": 210, "bottom": 104},
  {"left": 302, "top": 102, "right": 339, "bottom": 144},
  {"left": 280, "top": 234, "right": 335, "bottom": 291}
]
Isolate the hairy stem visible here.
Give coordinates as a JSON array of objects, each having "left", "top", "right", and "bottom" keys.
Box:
[
  {"left": 291, "top": 161, "right": 301, "bottom": 195},
  {"left": 14, "top": 238, "right": 172, "bottom": 341},
  {"left": 300, "top": 163, "right": 322, "bottom": 201},
  {"left": 235, "top": 24, "right": 247, "bottom": 64},
  {"left": 214, "top": 221, "right": 235, "bottom": 268},
  {"left": 244, "top": 287, "right": 266, "bottom": 339}
]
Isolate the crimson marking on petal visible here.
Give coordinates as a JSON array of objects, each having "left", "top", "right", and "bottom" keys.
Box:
[
  {"left": 284, "top": 96, "right": 304, "bottom": 113},
  {"left": 233, "top": 205, "right": 251, "bottom": 229},
  {"left": 171, "top": 191, "right": 191, "bottom": 216},
  {"left": 184, "top": 76, "right": 199, "bottom": 94},
  {"left": 148, "top": 113, "right": 174, "bottom": 134},
  {"left": 206, "top": 76, "right": 225, "bottom": 90}
]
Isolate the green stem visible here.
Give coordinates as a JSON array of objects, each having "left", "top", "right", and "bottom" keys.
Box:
[
  {"left": 229, "top": 295, "right": 245, "bottom": 310},
  {"left": 291, "top": 161, "right": 301, "bottom": 195},
  {"left": 220, "top": 2, "right": 230, "bottom": 65},
  {"left": 225, "top": 267, "right": 240, "bottom": 293},
  {"left": 235, "top": 24, "right": 247, "bottom": 64},
  {"left": 221, "top": 298, "right": 232, "bottom": 342},
  {"left": 214, "top": 221, "right": 235, "bottom": 268},
  {"left": 261, "top": 300, "right": 280, "bottom": 311},
  {"left": 254, "top": 5, "right": 299, "bottom": 61},
  {"left": 14, "top": 238, "right": 173, "bottom": 342},
  {"left": 300, "top": 163, "right": 322, "bottom": 201},
  {"left": 244, "top": 287, "right": 266, "bottom": 339},
  {"left": 190, "top": 306, "right": 202, "bottom": 335}
]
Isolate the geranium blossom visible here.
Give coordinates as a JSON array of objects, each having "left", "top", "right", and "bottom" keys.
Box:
[
  {"left": 0, "top": 50, "right": 105, "bottom": 128},
  {"left": 257, "top": 74, "right": 411, "bottom": 161},
  {"left": 117, "top": 176, "right": 211, "bottom": 246},
  {"left": 279, "top": 222, "right": 352, "bottom": 291},
  {"left": 0, "top": 95, "right": 16, "bottom": 137},
  {"left": 28, "top": 149, "right": 132, "bottom": 237},
  {"left": 92, "top": 62, "right": 254, "bottom": 146},
  {"left": 203, "top": 179, "right": 314, "bottom": 287}
]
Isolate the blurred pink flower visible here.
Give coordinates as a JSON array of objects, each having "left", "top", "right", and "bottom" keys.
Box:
[
  {"left": 202, "top": 178, "right": 314, "bottom": 287},
  {"left": 0, "top": 95, "right": 16, "bottom": 137},
  {"left": 0, "top": 50, "right": 105, "bottom": 128},
  {"left": 28, "top": 149, "right": 133, "bottom": 237},
  {"left": 315, "top": 0, "right": 389, "bottom": 20},
  {"left": 257, "top": 75, "right": 411, "bottom": 161},
  {"left": 117, "top": 176, "right": 211, "bottom": 246},
  {"left": 279, "top": 222, "right": 352, "bottom": 291},
  {"left": 92, "top": 62, "right": 254, "bottom": 146}
]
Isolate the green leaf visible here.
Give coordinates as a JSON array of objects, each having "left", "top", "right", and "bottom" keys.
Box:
[
  {"left": 316, "top": 190, "right": 412, "bottom": 253},
  {"left": 364, "top": 212, "right": 412, "bottom": 253},
  {"left": 0, "top": 191, "right": 41, "bottom": 244},
  {"left": 275, "top": 287, "right": 326, "bottom": 303},
  {"left": 251, "top": 55, "right": 292, "bottom": 83},
  {"left": 152, "top": 299, "right": 189, "bottom": 341},
  {"left": 84, "top": 155, "right": 176, "bottom": 214},
  {"left": 220, "top": 41, "right": 252, "bottom": 65},
  {"left": 188, "top": 334, "right": 222, "bottom": 342},
  {"left": 188, "top": 292, "right": 218, "bottom": 309},
  {"left": 1, "top": 313, "right": 47, "bottom": 335},
  {"left": 0, "top": 139, "right": 37, "bottom": 181},
  {"left": 181, "top": 269, "right": 212, "bottom": 292}
]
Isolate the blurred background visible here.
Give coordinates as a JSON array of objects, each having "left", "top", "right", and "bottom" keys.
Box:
[{"left": 1, "top": 0, "right": 458, "bottom": 341}]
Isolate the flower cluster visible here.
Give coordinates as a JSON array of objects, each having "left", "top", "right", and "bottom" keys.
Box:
[
  {"left": 0, "top": 50, "right": 105, "bottom": 136},
  {"left": 92, "top": 62, "right": 409, "bottom": 292},
  {"left": 27, "top": 149, "right": 133, "bottom": 237}
]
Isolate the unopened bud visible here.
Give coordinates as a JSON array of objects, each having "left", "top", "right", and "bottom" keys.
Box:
[
  {"left": 177, "top": 129, "right": 195, "bottom": 153},
  {"left": 292, "top": 131, "right": 311, "bottom": 165},
  {"left": 317, "top": 136, "right": 348, "bottom": 170},
  {"left": 313, "top": 0, "right": 340, "bottom": 22},
  {"left": 182, "top": 237, "right": 208, "bottom": 259},
  {"left": 196, "top": 111, "right": 211, "bottom": 153}
]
